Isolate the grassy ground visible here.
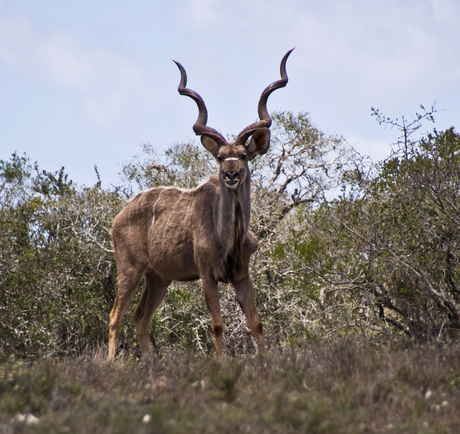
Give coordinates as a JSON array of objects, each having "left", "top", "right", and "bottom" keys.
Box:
[{"left": 1, "top": 340, "right": 460, "bottom": 433}]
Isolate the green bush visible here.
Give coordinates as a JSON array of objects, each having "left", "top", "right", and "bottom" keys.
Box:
[{"left": 1, "top": 110, "right": 459, "bottom": 360}]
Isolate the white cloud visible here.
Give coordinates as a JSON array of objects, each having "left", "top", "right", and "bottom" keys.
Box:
[
  {"left": 84, "top": 92, "right": 124, "bottom": 128},
  {"left": 182, "top": 0, "right": 224, "bottom": 28},
  {"left": 282, "top": 0, "right": 460, "bottom": 102},
  {"left": 428, "top": 0, "right": 459, "bottom": 28},
  {"left": 0, "top": 11, "right": 36, "bottom": 67},
  {"left": 0, "top": 8, "right": 150, "bottom": 128},
  {"left": 37, "top": 32, "right": 93, "bottom": 87}
]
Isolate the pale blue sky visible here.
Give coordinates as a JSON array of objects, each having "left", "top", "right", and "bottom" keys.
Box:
[{"left": 1, "top": 0, "right": 459, "bottom": 186}]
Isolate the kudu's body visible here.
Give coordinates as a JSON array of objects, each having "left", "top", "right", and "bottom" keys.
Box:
[{"left": 108, "top": 49, "right": 293, "bottom": 359}]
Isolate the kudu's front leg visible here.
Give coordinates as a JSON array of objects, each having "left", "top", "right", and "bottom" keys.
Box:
[
  {"left": 201, "top": 276, "right": 224, "bottom": 356},
  {"left": 231, "top": 232, "right": 267, "bottom": 350},
  {"left": 233, "top": 275, "right": 267, "bottom": 350}
]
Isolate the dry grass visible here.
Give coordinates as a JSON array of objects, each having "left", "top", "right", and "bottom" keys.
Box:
[{"left": 1, "top": 340, "right": 460, "bottom": 433}]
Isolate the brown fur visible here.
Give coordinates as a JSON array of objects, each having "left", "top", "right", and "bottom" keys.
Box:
[
  {"left": 107, "top": 51, "right": 292, "bottom": 359},
  {"left": 108, "top": 140, "right": 268, "bottom": 359}
]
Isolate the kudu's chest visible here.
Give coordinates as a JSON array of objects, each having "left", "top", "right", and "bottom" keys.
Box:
[{"left": 143, "top": 184, "right": 249, "bottom": 283}]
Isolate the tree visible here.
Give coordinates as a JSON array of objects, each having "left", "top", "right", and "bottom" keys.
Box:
[
  {"left": 0, "top": 154, "right": 121, "bottom": 358},
  {"left": 5, "top": 107, "right": 455, "bottom": 359},
  {"left": 268, "top": 108, "right": 460, "bottom": 343},
  {"left": 355, "top": 127, "right": 460, "bottom": 340},
  {"left": 116, "top": 111, "right": 360, "bottom": 351}
]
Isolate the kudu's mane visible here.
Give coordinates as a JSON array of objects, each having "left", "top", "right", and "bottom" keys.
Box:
[{"left": 224, "top": 194, "right": 245, "bottom": 282}]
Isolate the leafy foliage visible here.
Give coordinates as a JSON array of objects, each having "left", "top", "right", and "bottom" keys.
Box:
[
  {"left": 0, "top": 153, "right": 121, "bottom": 358},
  {"left": 1, "top": 108, "right": 459, "bottom": 359},
  {"left": 264, "top": 110, "right": 460, "bottom": 344}
]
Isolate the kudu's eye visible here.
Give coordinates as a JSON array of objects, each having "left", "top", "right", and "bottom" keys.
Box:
[
  {"left": 240, "top": 154, "right": 247, "bottom": 160},
  {"left": 217, "top": 156, "right": 224, "bottom": 162}
]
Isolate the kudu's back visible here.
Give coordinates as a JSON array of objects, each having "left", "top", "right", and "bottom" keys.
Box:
[{"left": 111, "top": 178, "right": 221, "bottom": 283}]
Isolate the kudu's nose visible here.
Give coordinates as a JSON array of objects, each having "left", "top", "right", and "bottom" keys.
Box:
[{"left": 226, "top": 171, "right": 238, "bottom": 181}]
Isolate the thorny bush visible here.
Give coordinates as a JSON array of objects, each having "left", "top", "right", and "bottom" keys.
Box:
[{"left": 1, "top": 110, "right": 459, "bottom": 359}]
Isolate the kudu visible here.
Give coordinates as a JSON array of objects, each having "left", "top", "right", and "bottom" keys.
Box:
[{"left": 108, "top": 49, "right": 293, "bottom": 359}]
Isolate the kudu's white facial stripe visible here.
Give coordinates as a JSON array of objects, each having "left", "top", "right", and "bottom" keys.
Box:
[{"left": 224, "top": 157, "right": 239, "bottom": 161}]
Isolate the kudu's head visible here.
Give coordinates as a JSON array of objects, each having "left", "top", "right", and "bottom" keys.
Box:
[{"left": 173, "top": 49, "right": 293, "bottom": 190}]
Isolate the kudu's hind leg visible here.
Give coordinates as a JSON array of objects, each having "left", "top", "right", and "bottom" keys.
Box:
[
  {"left": 133, "top": 272, "right": 170, "bottom": 357},
  {"left": 108, "top": 268, "right": 144, "bottom": 359}
]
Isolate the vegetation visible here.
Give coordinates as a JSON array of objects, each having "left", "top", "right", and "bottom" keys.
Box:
[
  {"left": 1, "top": 107, "right": 459, "bottom": 431},
  {"left": 1, "top": 343, "right": 460, "bottom": 433}
]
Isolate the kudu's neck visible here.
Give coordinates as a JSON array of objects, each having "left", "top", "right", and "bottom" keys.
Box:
[{"left": 216, "top": 170, "right": 251, "bottom": 248}]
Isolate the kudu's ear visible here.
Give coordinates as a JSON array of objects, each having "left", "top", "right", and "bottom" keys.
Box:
[
  {"left": 246, "top": 128, "right": 271, "bottom": 159},
  {"left": 201, "top": 136, "right": 220, "bottom": 158}
]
